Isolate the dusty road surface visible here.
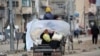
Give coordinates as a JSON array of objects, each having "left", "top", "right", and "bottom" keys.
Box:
[{"left": 0, "top": 35, "right": 100, "bottom": 56}]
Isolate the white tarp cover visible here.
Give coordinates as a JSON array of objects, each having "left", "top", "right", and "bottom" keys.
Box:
[
  {"left": 26, "top": 19, "right": 38, "bottom": 51},
  {"left": 26, "top": 19, "right": 70, "bottom": 51},
  {"left": 30, "top": 19, "right": 70, "bottom": 42}
]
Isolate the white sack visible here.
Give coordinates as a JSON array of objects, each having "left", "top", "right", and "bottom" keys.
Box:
[{"left": 52, "top": 32, "right": 63, "bottom": 41}]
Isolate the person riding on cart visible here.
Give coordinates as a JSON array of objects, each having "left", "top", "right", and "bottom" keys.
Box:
[{"left": 43, "top": 6, "right": 54, "bottom": 20}]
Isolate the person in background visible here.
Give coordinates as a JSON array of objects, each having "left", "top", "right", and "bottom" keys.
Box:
[
  {"left": 43, "top": 6, "right": 54, "bottom": 20},
  {"left": 22, "top": 31, "right": 26, "bottom": 51},
  {"left": 91, "top": 24, "right": 99, "bottom": 44},
  {"left": 74, "top": 20, "right": 80, "bottom": 38}
]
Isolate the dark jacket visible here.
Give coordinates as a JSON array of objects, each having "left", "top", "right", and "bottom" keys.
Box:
[
  {"left": 91, "top": 25, "right": 99, "bottom": 35},
  {"left": 22, "top": 33, "right": 26, "bottom": 43},
  {"left": 40, "top": 33, "right": 51, "bottom": 44},
  {"left": 43, "top": 12, "right": 54, "bottom": 20},
  {"left": 49, "top": 32, "right": 60, "bottom": 49}
]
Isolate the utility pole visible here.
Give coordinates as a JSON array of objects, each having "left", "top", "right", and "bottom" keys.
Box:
[
  {"left": 67, "top": 0, "right": 71, "bottom": 53},
  {"left": 46, "top": 0, "right": 49, "bottom": 6},
  {"left": 35, "top": 0, "right": 40, "bottom": 18},
  {"left": 67, "top": 0, "right": 75, "bottom": 53},
  {"left": 9, "top": 0, "right": 15, "bottom": 51},
  {"left": 68, "top": 0, "right": 74, "bottom": 31},
  {"left": 84, "top": 0, "right": 86, "bottom": 34}
]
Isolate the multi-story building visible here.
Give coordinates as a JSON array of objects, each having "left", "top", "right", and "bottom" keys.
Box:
[
  {"left": 96, "top": 0, "right": 100, "bottom": 28},
  {"left": 40, "top": 0, "right": 67, "bottom": 15},
  {"left": 75, "top": 0, "right": 93, "bottom": 28},
  {"left": 0, "top": 0, "right": 70, "bottom": 31},
  {"left": 75, "top": 0, "right": 100, "bottom": 30},
  {"left": 0, "top": 0, "right": 36, "bottom": 32},
  {"left": 10, "top": 0, "right": 34, "bottom": 32},
  {"left": 0, "top": 0, "right": 6, "bottom": 32},
  {"left": 88, "top": 0, "right": 100, "bottom": 28},
  {"left": 49, "top": 0, "right": 66, "bottom": 15},
  {"left": 1, "top": 0, "right": 97, "bottom": 32},
  {"left": 0, "top": 0, "right": 69, "bottom": 32}
]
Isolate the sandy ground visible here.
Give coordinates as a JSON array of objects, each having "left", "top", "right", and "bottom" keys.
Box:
[{"left": 0, "top": 35, "right": 100, "bottom": 56}]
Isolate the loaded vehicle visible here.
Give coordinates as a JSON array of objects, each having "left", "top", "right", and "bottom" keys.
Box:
[
  {"left": 33, "top": 37, "right": 66, "bottom": 56},
  {"left": 29, "top": 19, "right": 70, "bottom": 56}
]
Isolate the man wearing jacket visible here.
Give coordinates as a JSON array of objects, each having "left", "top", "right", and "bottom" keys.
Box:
[
  {"left": 43, "top": 6, "right": 54, "bottom": 20},
  {"left": 91, "top": 24, "right": 99, "bottom": 44}
]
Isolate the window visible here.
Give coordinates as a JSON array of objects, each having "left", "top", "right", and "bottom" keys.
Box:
[
  {"left": 22, "top": 0, "right": 31, "bottom": 7},
  {"left": 0, "top": 7, "right": 5, "bottom": 18},
  {"left": 57, "top": 3, "right": 64, "bottom": 8},
  {"left": 7, "top": 1, "right": 19, "bottom": 7},
  {"left": 12, "top": 1, "right": 19, "bottom": 7}
]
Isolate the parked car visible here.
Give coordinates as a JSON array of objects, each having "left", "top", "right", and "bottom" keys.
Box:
[{"left": 0, "top": 32, "right": 5, "bottom": 42}]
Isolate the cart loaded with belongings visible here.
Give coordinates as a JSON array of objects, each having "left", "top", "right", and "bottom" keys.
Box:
[{"left": 30, "top": 20, "right": 70, "bottom": 56}]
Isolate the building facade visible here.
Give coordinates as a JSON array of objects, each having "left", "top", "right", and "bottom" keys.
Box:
[
  {"left": 0, "top": 0, "right": 36, "bottom": 32},
  {"left": 0, "top": 0, "right": 7, "bottom": 32},
  {"left": 1, "top": 0, "right": 97, "bottom": 32},
  {"left": 40, "top": 0, "right": 67, "bottom": 15},
  {"left": 75, "top": 0, "right": 93, "bottom": 29}
]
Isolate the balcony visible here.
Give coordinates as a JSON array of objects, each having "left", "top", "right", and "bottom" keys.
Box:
[{"left": 21, "top": 7, "right": 32, "bottom": 14}]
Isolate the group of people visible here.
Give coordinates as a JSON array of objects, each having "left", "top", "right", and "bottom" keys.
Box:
[
  {"left": 73, "top": 21, "right": 99, "bottom": 45},
  {"left": 22, "top": 6, "right": 100, "bottom": 55}
]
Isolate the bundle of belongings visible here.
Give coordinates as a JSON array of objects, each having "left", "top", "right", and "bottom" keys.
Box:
[
  {"left": 49, "top": 32, "right": 63, "bottom": 49},
  {"left": 43, "top": 33, "right": 51, "bottom": 42},
  {"left": 40, "top": 29, "right": 63, "bottom": 49},
  {"left": 52, "top": 32, "right": 63, "bottom": 41}
]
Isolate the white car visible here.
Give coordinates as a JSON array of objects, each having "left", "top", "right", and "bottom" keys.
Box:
[{"left": 0, "top": 32, "right": 5, "bottom": 42}]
